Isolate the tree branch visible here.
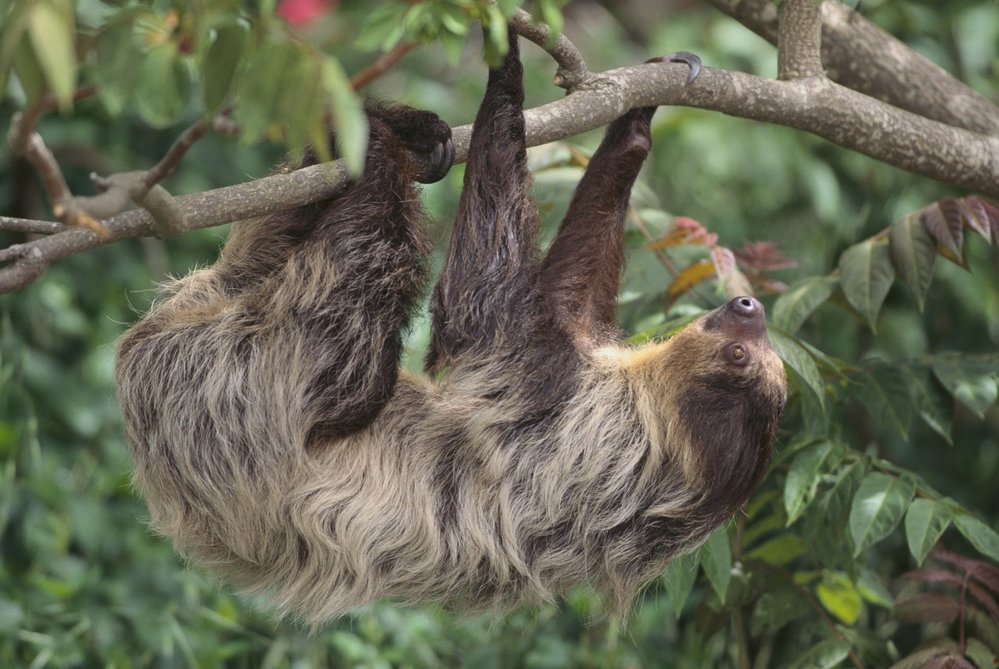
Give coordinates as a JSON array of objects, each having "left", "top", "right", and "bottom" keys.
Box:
[
  {"left": 510, "top": 8, "right": 591, "bottom": 89},
  {"left": 705, "top": 0, "right": 999, "bottom": 135},
  {"left": 3, "top": 28, "right": 998, "bottom": 293},
  {"left": 777, "top": 0, "right": 823, "bottom": 80}
]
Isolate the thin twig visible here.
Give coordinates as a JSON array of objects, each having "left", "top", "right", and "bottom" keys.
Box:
[
  {"left": 510, "top": 8, "right": 591, "bottom": 89},
  {"left": 144, "top": 118, "right": 213, "bottom": 188},
  {"left": 350, "top": 42, "right": 418, "bottom": 90},
  {"left": 0, "top": 217, "right": 65, "bottom": 235}
]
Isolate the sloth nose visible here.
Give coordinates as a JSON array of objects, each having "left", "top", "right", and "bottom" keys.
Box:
[
  {"left": 706, "top": 295, "right": 766, "bottom": 338},
  {"left": 728, "top": 296, "right": 763, "bottom": 319}
]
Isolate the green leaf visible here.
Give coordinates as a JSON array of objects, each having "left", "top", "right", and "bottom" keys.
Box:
[
  {"left": 752, "top": 586, "right": 811, "bottom": 635},
  {"left": 785, "top": 638, "right": 852, "bottom": 669},
  {"left": 12, "top": 31, "right": 47, "bottom": 103},
  {"left": 238, "top": 39, "right": 296, "bottom": 142},
  {"left": 95, "top": 22, "right": 143, "bottom": 116},
  {"left": 908, "top": 371, "right": 953, "bottom": 445},
  {"left": 931, "top": 353, "right": 999, "bottom": 420},
  {"left": 904, "top": 498, "right": 953, "bottom": 565},
  {"left": 816, "top": 571, "right": 863, "bottom": 625},
  {"left": 135, "top": 42, "right": 192, "bottom": 128},
  {"left": 954, "top": 514, "right": 999, "bottom": 563},
  {"left": 859, "top": 366, "right": 915, "bottom": 440},
  {"left": 663, "top": 551, "right": 698, "bottom": 618},
  {"left": 322, "top": 56, "right": 368, "bottom": 176},
  {"left": 857, "top": 568, "right": 894, "bottom": 608},
  {"left": 700, "top": 526, "right": 732, "bottom": 603},
  {"left": 838, "top": 238, "right": 895, "bottom": 332},
  {"left": 784, "top": 440, "right": 842, "bottom": 525},
  {"left": 744, "top": 533, "right": 807, "bottom": 565},
  {"left": 772, "top": 275, "right": 839, "bottom": 334},
  {"left": 26, "top": 0, "right": 77, "bottom": 109},
  {"left": 201, "top": 19, "right": 249, "bottom": 113},
  {"left": 767, "top": 327, "right": 826, "bottom": 411},
  {"left": 355, "top": 4, "right": 408, "bottom": 52},
  {"left": 888, "top": 213, "right": 936, "bottom": 311},
  {"left": 849, "top": 472, "right": 916, "bottom": 556}
]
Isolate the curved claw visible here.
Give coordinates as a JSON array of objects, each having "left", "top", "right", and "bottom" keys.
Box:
[
  {"left": 417, "top": 138, "right": 455, "bottom": 184},
  {"left": 647, "top": 51, "right": 702, "bottom": 84},
  {"left": 668, "top": 51, "right": 701, "bottom": 84}
]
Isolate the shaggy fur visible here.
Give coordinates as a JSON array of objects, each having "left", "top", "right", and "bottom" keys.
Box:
[{"left": 115, "top": 32, "right": 787, "bottom": 626}]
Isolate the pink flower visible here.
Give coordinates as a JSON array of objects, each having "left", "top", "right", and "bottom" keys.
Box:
[{"left": 276, "top": 0, "right": 329, "bottom": 26}]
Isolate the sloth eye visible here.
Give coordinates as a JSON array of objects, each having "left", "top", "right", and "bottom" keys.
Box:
[{"left": 724, "top": 343, "right": 749, "bottom": 367}]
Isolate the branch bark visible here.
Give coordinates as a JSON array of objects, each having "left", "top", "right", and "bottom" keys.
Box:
[
  {"left": 3, "top": 10, "right": 999, "bottom": 294},
  {"left": 705, "top": 0, "right": 999, "bottom": 136}
]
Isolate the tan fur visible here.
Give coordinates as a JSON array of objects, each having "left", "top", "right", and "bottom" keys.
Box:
[{"left": 116, "top": 288, "right": 785, "bottom": 625}]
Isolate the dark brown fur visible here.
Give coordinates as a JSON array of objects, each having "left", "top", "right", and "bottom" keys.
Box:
[{"left": 115, "top": 31, "right": 787, "bottom": 625}]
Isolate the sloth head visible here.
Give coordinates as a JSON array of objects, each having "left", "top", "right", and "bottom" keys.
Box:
[
  {"left": 619, "top": 296, "right": 787, "bottom": 512},
  {"left": 670, "top": 296, "right": 787, "bottom": 507}
]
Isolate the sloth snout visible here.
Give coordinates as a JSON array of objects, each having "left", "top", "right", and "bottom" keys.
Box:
[{"left": 728, "top": 296, "right": 762, "bottom": 319}]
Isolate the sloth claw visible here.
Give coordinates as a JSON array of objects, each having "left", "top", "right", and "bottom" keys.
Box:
[
  {"left": 417, "top": 137, "right": 455, "bottom": 184},
  {"left": 647, "top": 51, "right": 701, "bottom": 84}
]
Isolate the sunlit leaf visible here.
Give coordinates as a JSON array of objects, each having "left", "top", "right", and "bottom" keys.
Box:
[
  {"left": 816, "top": 571, "right": 862, "bottom": 625},
  {"left": 838, "top": 238, "right": 895, "bottom": 332},
  {"left": 888, "top": 213, "right": 936, "bottom": 311},
  {"left": 772, "top": 275, "right": 839, "bottom": 334},
  {"left": 849, "top": 472, "right": 916, "bottom": 556},
  {"left": 904, "top": 499, "right": 953, "bottom": 566}
]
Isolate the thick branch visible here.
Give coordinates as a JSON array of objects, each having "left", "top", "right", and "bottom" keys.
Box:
[
  {"left": 706, "top": 0, "right": 999, "bottom": 136},
  {"left": 3, "top": 61, "right": 998, "bottom": 293},
  {"left": 777, "top": 0, "right": 823, "bottom": 79}
]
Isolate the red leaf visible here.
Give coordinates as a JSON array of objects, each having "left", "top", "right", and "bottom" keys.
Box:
[
  {"left": 923, "top": 654, "right": 976, "bottom": 669},
  {"left": 894, "top": 593, "right": 961, "bottom": 624},
  {"left": 962, "top": 197, "right": 994, "bottom": 243},
  {"left": 902, "top": 569, "right": 964, "bottom": 587},
  {"left": 733, "top": 240, "right": 798, "bottom": 272},
  {"left": 922, "top": 199, "right": 967, "bottom": 267},
  {"left": 649, "top": 217, "right": 718, "bottom": 250}
]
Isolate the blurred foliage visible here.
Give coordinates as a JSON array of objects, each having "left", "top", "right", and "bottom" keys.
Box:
[{"left": 2, "top": 0, "right": 999, "bottom": 667}]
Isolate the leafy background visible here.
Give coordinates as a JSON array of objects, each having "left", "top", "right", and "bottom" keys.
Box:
[{"left": 1, "top": 0, "right": 998, "bottom": 667}]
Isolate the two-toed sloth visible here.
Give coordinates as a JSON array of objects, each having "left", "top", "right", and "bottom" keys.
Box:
[{"left": 115, "top": 30, "right": 787, "bottom": 625}]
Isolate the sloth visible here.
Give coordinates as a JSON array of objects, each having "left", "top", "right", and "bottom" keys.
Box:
[{"left": 114, "top": 30, "right": 787, "bottom": 625}]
